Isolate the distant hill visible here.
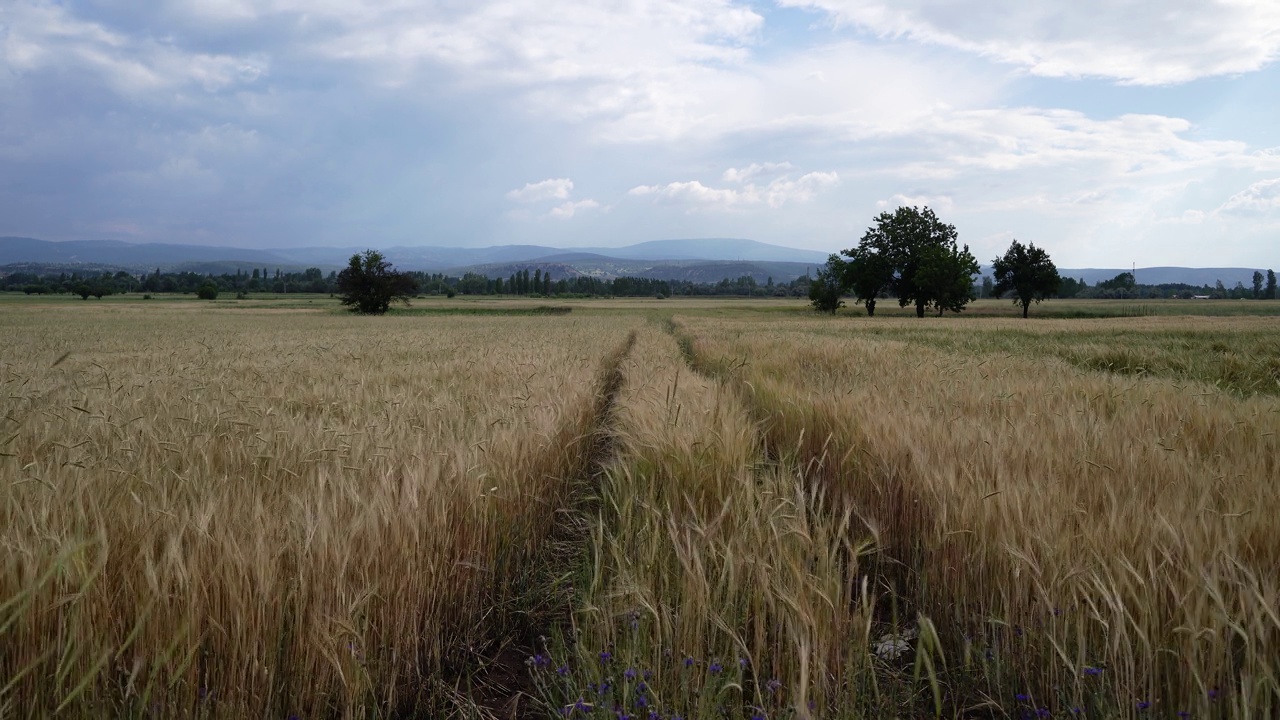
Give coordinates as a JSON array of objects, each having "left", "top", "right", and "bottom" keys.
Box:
[
  {"left": 452, "top": 258, "right": 816, "bottom": 284},
  {"left": 268, "top": 238, "right": 829, "bottom": 270},
  {"left": 0, "top": 236, "right": 1265, "bottom": 287},
  {"left": 1053, "top": 267, "right": 1264, "bottom": 287},
  {"left": 0, "top": 236, "right": 826, "bottom": 278}
]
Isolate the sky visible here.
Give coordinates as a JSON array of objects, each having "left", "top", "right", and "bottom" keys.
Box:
[{"left": 2, "top": 1, "right": 1279, "bottom": 267}]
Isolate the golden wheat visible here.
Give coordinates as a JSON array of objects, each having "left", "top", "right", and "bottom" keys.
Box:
[{"left": 0, "top": 303, "right": 636, "bottom": 717}]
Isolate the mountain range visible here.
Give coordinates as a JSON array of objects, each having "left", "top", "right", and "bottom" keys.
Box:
[{"left": 0, "top": 236, "right": 1269, "bottom": 287}]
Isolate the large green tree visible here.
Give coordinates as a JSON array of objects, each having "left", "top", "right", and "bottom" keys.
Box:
[
  {"left": 1268, "top": 269, "right": 1278, "bottom": 300},
  {"left": 336, "top": 250, "right": 417, "bottom": 315},
  {"left": 848, "top": 206, "right": 978, "bottom": 317},
  {"left": 991, "top": 240, "right": 1062, "bottom": 318}
]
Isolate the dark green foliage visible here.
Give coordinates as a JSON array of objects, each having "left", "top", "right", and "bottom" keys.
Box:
[
  {"left": 917, "top": 242, "right": 981, "bottom": 316},
  {"left": 1098, "top": 272, "right": 1136, "bottom": 292},
  {"left": 840, "top": 243, "right": 894, "bottom": 316},
  {"left": 844, "top": 206, "right": 978, "bottom": 318},
  {"left": 336, "top": 250, "right": 417, "bottom": 315},
  {"left": 197, "top": 280, "right": 219, "bottom": 300},
  {"left": 1058, "top": 276, "right": 1087, "bottom": 298},
  {"left": 1252, "top": 271, "right": 1264, "bottom": 299},
  {"left": 1267, "top": 270, "right": 1277, "bottom": 300},
  {"left": 991, "top": 240, "right": 1062, "bottom": 318},
  {"left": 808, "top": 255, "right": 846, "bottom": 314}
]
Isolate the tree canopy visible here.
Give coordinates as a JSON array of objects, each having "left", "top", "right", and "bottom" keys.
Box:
[
  {"left": 991, "top": 240, "right": 1061, "bottom": 318},
  {"left": 336, "top": 250, "right": 417, "bottom": 315},
  {"left": 808, "top": 255, "right": 846, "bottom": 314},
  {"left": 840, "top": 206, "right": 978, "bottom": 317},
  {"left": 838, "top": 243, "right": 894, "bottom": 316}
]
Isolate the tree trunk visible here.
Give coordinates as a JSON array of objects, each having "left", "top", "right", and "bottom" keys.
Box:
[
  {"left": 867, "top": 299, "right": 876, "bottom": 316},
  {"left": 1022, "top": 301, "right": 1030, "bottom": 318},
  {"left": 916, "top": 299, "right": 925, "bottom": 318}
]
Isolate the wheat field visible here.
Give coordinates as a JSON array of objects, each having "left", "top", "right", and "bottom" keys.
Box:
[{"left": 2, "top": 298, "right": 1278, "bottom": 718}]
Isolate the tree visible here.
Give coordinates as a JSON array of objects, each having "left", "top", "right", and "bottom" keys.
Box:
[
  {"left": 1253, "top": 270, "right": 1264, "bottom": 299},
  {"left": 1058, "top": 277, "right": 1086, "bottom": 298},
  {"left": 1268, "top": 269, "right": 1277, "bottom": 300},
  {"left": 839, "top": 243, "right": 894, "bottom": 316},
  {"left": 916, "top": 242, "right": 980, "bottom": 316},
  {"left": 336, "top": 250, "right": 417, "bottom": 315},
  {"left": 852, "top": 205, "right": 977, "bottom": 317},
  {"left": 197, "top": 280, "right": 220, "bottom": 300},
  {"left": 981, "top": 276, "right": 994, "bottom": 298},
  {"left": 991, "top": 240, "right": 1061, "bottom": 318},
  {"left": 809, "top": 255, "right": 846, "bottom": 314}
]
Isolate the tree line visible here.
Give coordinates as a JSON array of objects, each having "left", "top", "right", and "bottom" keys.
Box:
[
  {"left": 1, "top": 263, "right": 816, "bottom": 301},
  {"left": 810, "top": 206, "right": 1278, "bottom": 317}
]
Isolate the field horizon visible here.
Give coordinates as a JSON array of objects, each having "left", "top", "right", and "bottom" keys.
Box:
[{"left": 2, "top": 294, "right": 1277, "bottom": 718}]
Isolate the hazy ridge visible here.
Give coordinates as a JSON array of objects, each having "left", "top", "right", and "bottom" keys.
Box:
[{"left": 0, "top": 236, "right": 1268, "bottom": 286}]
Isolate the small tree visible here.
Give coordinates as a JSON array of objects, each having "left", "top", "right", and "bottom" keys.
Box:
[
  {"left": 991, "top": 240, "right": 1061, "bottom": 318},
  {"left": 197, "top": 280, "right": 219, "bottom": 300},
  {"left": 337, "top": 250, "right": 416, "bottom": 314},
  {"left": 808, "top": 255, "right": 846, "bottom": 314},
  {"left": 1252, "top": 270, "right": 1264, "bottom": 299},
  {"left": 918, "top": 243, "right": 980, "bottom": 316},
  {"left": 839, "top": 244, "right": 893, "bottom": 316},
  {"left": 1266, "top": 269, "right": 1277, "bottom": 300}
]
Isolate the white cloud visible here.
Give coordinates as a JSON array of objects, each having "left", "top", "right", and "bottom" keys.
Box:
[
  {"left": 780, "top": 0, "right": 1280, "bottom": 84},
  {"left": 722, "top": 162, "right": 793, "bottom": 183},
  {"left": 631, "top": 168, "right": 839, "bottom": 211},
  {"left": 0, "top": 2, "right": 268, "bottom": 95},
  {"left": 548, "top": 199, "right": 601, "bottom": 219},
  {"left": 505, "top": 178, "right": 598, "bottom": 219},
  {"left": 507, "top": 178, "right": 574, "bottom": 203},
  {"left": 1215, "top": 178, "right": 1280, "bottom": 218},
  {"left": 877, "top": 194, "right": 954, "bottom": 214}
]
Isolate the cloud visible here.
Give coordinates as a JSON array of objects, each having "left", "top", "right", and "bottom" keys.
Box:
[
  {"left": 548, "top": 199, "right": 601, "bottom": 219},
  {"left": 505, "top": 178, "right": 599, "bottom": 219},
  {"left": 1215, "top": 178, "right": 1280, "bottom": 218},
  {"left": 780, "top": 0, "right": 1280, "bottom": 84},
  {"left": 722, "top": 162, "right": 793, "bottom": 183},
  {"left": 877, "top": 194, "right": 954, "bottom": 214},
  {"left": 1, "top": 2, "right": 268, "bottom": 96},
  {"left": 507, "top": 178, "right": 574, "bottom": 203},
  {"left": 631, "top": 168, "right": 838, "bottom": 210}
]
